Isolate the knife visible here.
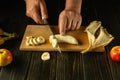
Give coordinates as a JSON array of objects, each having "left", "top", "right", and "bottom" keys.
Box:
[{"left": 42, "top": 18, "right": 62, "bottom": 53}]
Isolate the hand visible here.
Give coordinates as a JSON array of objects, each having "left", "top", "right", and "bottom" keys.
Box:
[
  {"left": 25, "top": 0, "right": 48, "bottom": 24},
  {"left": 58, "top": 10, "right": 82, "bottom": 35}
]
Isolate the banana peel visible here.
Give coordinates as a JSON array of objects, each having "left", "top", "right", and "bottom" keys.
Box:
[{"left": 81, "top": 21, "right": 114, "bottom": 53}]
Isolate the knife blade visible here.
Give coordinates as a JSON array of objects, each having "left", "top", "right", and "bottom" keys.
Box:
[{"left": 42, "top": 18, "right": 62, "bottom": 53}]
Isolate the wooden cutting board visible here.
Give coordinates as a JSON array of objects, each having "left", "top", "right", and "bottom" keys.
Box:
[{"left": 19, "top": 25, "right": 105, "bottom": 52}]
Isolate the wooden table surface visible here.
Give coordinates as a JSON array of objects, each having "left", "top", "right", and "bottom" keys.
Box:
[{"left": 0, "top": 0, "right": 120, "bottom": 80}]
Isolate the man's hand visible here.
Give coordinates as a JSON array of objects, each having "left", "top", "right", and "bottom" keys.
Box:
[
  {"left": 26, "top": 0, "right": 48, "bottom": 24},
  {"left": 58, "top": 10, "right": 82, "bottom": 35}
]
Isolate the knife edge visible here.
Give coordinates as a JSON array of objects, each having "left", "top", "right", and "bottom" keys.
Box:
[{"left": 42, "top": 18, "right": 62, "bottom": 53}]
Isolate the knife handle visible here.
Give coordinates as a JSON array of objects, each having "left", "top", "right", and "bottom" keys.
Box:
[{"left": 42, "top": 17, "right": 48, "bottom": 24}]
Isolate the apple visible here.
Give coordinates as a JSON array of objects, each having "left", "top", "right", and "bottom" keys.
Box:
[
  {"left": 110, "top": 46, "right": 120, "bottom": 62},
  {"left": 0, "top": 49, "right": 13, "bottom": 67}
]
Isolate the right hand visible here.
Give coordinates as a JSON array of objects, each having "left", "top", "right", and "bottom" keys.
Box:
[{"left": 26, "top": 0, "right": 48, "bottom": 24}]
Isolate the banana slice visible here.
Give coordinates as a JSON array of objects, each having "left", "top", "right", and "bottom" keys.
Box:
[
  {"left": 41, "top": 52, "right": 50, "bottom": 61},
  {"left": 51, "top": 38, "right": 58, "bottom": 48},
  {"left": 49, "top": 35, "right": 58, "bottom": 48},
  {"left": 32, "top": 37, "right": 39, "bottom": 45},
  {"left": 26, "top": 36, "right": 45, "bottom": 46},
  {"left": 37, "top": 36, "right": 45, "bottom": 44},
  {"left": 26, "top": 36, "right": 33, "bottom": 46}
]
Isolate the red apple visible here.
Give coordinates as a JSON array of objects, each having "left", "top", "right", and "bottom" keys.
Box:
[
  {"left": 0, "top": 49, "right": 13, "bottom": 67},
  {"left": 110, "top": 46, "right": 120, "bottom": 62}
]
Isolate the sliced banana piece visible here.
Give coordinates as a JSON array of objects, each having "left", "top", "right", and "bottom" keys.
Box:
[
  {"left": 26, "top": 36, "right": 45, "bottom": 46},
  {"left": 51, "top": 38, "right": 58, "bottom": 48},
  {"left": 32, "top": 37, "right": 39, "bottom": 45},
  {"left": 41, "top": 52, "right": 50, "bottom": 61},
  {"left": 37, "top": 36, "right": 45, "bottom": 44},
  {"left": 49, "top": 35, "right": 58, "bottom": 48},
  {"left": 26, "top": 36, "right": 33, "bottom": 46}
]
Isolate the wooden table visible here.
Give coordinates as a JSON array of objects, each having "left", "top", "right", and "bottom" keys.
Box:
[{"left": 0, "top": 0, "right": 120, "bottom": 80}]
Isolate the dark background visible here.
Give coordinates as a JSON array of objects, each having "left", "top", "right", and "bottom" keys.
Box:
[
  {"left": 0, "top": 0, "right": 120, "bottom": 80},
  {"left": 0, "top": 0, "right": 120, "bottom": 53}
]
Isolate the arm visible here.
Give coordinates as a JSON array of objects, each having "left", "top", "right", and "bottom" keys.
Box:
[
  {"left": 59, "top": 0, "right": 82, "bottom": 35},
  {"left": 65, "top": 0, "right": 82, "bottom": 13}
]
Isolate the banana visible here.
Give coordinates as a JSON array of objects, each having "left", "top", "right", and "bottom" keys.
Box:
[
  {"left": 0, "top": 35, "right": 17, "bottom": 46},
  {"left": 49, "top": 34, "right": 78, "bottom": 48},
  {"left": 0, "top": 28, "right": 13, "bottom": 37},
  {"left": 49, "top": 34, "right": 78, "bottom": 45},
  {"left": 55, "top": 34, "right": 78, "bottom": 44},
  {"left": 26, "top": 36, "right": 33, "bottom": 46},
  {"left": 26, "top": 36, "right": 45, "bottom": 46},
  {"left": 0, "top": 28, "right": 18, "bottom": 45}
]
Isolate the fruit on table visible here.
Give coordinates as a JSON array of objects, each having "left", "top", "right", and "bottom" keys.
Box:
[
  {"left": 0, "top": 28, "right": 18, "bottom": 45},
  {"left": 110, "top": 46, "right": 120, "bottom": 62},
  {"left": 0, "top": 49, "right": 13, "bottom": 67},
  {"left": 41, "top": 52, "right": 50, "bottom": 61}
]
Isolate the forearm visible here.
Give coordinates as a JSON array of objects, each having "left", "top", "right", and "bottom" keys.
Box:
[{"left": 65, "top": 0, "right": 82, "bottom": 13}]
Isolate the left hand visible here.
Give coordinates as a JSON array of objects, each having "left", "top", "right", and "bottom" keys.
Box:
[{"left": 58, "top": 10, "right": 82, "bottom": 35}]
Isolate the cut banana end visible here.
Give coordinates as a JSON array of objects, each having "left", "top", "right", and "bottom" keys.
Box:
[
  {"left": 49, "top": 35, "right": 59, "bottom": 48},
  {"left": 81, "top": 21, "right": 114, "bottom": 54},
  {"left": 41, "top": 52, "right": 50, "bottom": 61}
]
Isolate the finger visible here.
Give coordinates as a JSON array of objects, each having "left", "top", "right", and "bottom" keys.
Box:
[
  {"left": 76, "top": 16, "right": 82, "bottom": 29},
  {"left": 59, "top": 15, "right": 67, "bottom": 35},
  {"left": 71, "top": 20, "right": 77, "bottom": 30},
  {"left": 32, "top": 10, "right": 43, "bottom": 24},
  {"left": 67, "top": 19, "right": 73, "bottom": 30},
  {"left": 76, "top": 20, "right": 82, "bottom": 30},
  {"left": 40, "top": 0, "right": 48, "bottom": 19}
]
